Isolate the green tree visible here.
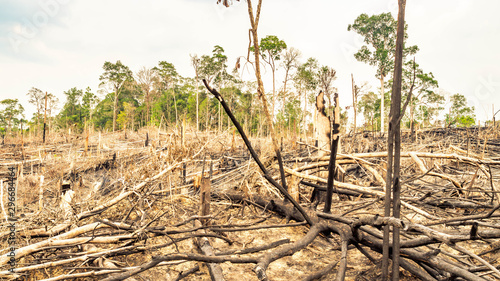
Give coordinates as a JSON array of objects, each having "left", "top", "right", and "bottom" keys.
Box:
[
  {"left": 446, "top": 93, "right": 476, "bottom": 127},
  {"left": 154, "top": 61, "right": 179, "bottom": 126},
  {"left": 117, "top": 102, "right": 136, "bottom": 130},
  {"left": 82, "top": 87, "right": 100, "bottom": 124},
  {"left": 294, "top": 57, "right": 319, "bottom": 134},
  {"left": 0, "top": 99, "right": 24, "bottom": 132},
  {"left": 99, "top": 60, "right": 134, "bottom": 131},
  {"left": 198, "top": 45, "right": 230, "bottom": 131},
  {"left": 190, "top": 55, "right": 201, "bottom": 131},
  {"left": 400, "top": 61, "right": 443, "bottom": 135},
  {"left": 58, "top": 87, "right": 84, "bottom": 130},
  {"left": 358, "top": 91, "right": 378, "bottom": 131},
  {"left": 251, "top": 35, "right": 287, "bottom": 115},
  {"left": 348, "top": 12, "right": 418, "bottom": 132}
]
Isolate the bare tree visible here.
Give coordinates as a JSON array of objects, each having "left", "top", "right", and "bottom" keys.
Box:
[
  {"left": 281, "top": 47, "right": 301, "bottom": 97},
  {"left": 350, "top": 75, "right": 369, "bottom": 135},
  {"left": 26, "top": 87, "right": 45, "bottom": 128},
  {"left": 135, "top": 67, "right": 157, "bottom": 125}
]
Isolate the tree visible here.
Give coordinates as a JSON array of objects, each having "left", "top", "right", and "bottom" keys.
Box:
[
  {"left": 198, "top": 45, "right": 230, "bottom": 131},
  {"left": 294, "top": 57, "right": 318, "bottom": 134},
  {"left": 99, "top": 60, "right": 134, "bottom": 132},
  {"left": 350, "top": 74, "right": 369, "bottom": 135},
  {"left": 26, "top": 87, "right": 45, "bottom": 127},
  {"left": 251, "top": 35, "right": 287, "bottom": 115},
  {"left": 190, "top": 54, "right": 201, "bottom": 131},
  {"left": 117, "top": 102, "right": 136, "bottom": 130},
  {"left": 154, "top": 61, "right": 179, "bottom": 126},
  {"left": 59, "top": 87, "right": 84, "bottom": 130},
  {"left": 401, "top": 60, "right": 443, "bottom": 136},
  {"left": 281, "top": 47, "right": 301, "bottom": 97},
  {"left": 82, "top": 87, "right": 99, "bottom": 124},
  {"left": 0, "top": 99, "right": 24, "bottom": 132},
  {"left": 446, "top": 93, "right": 476, "bottom": 127},
  {"left": 135, "top": 67, "right": 157, "bottom": 125},
  {"left": 348, "top": 12, "right": 418, "bottom": 132},
  {"left": 359, "top": 91, "right": 378, "bottom": 131},
  {"left": 317, "top": 65, "right": 337, "bottom": 109}
]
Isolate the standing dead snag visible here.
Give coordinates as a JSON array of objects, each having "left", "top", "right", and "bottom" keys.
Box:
[
  {"left": 382, "top": 0, "right": 406, "bottom": 279},
  {"left": 196, "top": 175, "right": 225, "bottom": 280},
  {"left": 324, "top": 93, "right": 340, "bottom": 213},
  {"left": 315, "top": 91, "right": 331, "bottom": 157},
  {"left": 200, "top": 177, "right": 211, "bottom": 226}
]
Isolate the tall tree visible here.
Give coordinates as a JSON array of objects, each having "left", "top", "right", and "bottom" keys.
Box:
[
  {"left": 0, "top": 99, "right": 24, "bottom": 132},
  {"left": 59, "top": 87, "right": 84, "bottom": 129},
  {"left": 383, "top": 1, "right": 407, "bottom": 278},
  {"left": 154, "top": 61, "right": 180, "bottom": 126},
  {"left": 199, "top": 46, "right": 229, "bottom": 131},
  {"left": 99, "top": 60, "right": 134, "bottom": 132},
  {"left": 281, "top": 47, "right": 301, "bottom": 99},
  {"left": 348, "top": 12, "right": 418, "bottom": 132},
  {"left": 251, "top": 35, "right": 287, "bottom": 116},
  {"left": 135, "top": 66, "right": 157, "bottom": 125},
  {"left": 401, "top": 61, "right": 443, "bottom": 137},
  {"left": 358, "top": 91, "right": 378, "bottom": 131},
  {"left": 317, "top": 65, "right": 337, "bottom": 108},
  {"left": 26, "top": 87, "right": 45, "bottom": 127},
  {"left": 294, "top": 57, "right": 319, "bottom": 135},
  {"left": 82, "top": 87, "right": 99, "bottom": 124},
  {"left": 446, "top": 93, "right": 476, "bottom": 127},
  {"left": 190, "top": 54, "right": 201, "bottom": 131}
]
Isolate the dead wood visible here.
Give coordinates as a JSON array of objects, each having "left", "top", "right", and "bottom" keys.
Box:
[{"left": 2, "top": 120, "right": 500, "bottom": 281}]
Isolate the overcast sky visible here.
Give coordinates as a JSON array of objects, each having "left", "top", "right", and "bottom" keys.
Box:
[{"left": 1, "top": 0, "right": 499, "bottom": 123}]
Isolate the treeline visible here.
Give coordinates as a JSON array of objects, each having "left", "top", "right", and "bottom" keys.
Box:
[{"left": 1, "top": 12, "right": 477, "bottom": 138}]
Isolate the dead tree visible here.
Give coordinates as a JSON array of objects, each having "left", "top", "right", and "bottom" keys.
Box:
[{"left": 382, "top": 0, "right": 406, "bottom": 279}]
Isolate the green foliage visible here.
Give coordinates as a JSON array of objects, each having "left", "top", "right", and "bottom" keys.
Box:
[
  {"left": 294, "top": 57, "right": 319, "bottom": 98},
  {"left": 0, "top": 99, "right": 24, "bottom": 131},
  {"left": 358, "top": 91, "right": 391, "bottom": 131},
  {"left": 276, "top": 98, "right": 301, "bottom": 131},
  {"left": 348, "top": 12, "right": 418, "bottom": 79},
  {"left": 99, "top": 61, "right": 134, "bottom": 91},
  {"left": 445, "top": 93, "right": 476, "bottom": 127},
  {"left": 199, "top": 45, "right": 229, "bottom": 85},
  {"left": 117, "top": 102, "right": 136, "bottom": 130},
  {"left": 82, "top": 87, "right": 100, "bottom": 121},
  {"left": 257, "top": 35, "right": 287, "bottom": 61},
  {"left": 57, "top": 87, "right": 84, "bottom": 130},
  {"left": 388, "top": 60, "right": 444, "bottom": 129}
]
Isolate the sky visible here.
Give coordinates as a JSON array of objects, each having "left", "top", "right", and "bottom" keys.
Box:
[{"left": 1, "top": 0, "right": 499, "bottom": 124}]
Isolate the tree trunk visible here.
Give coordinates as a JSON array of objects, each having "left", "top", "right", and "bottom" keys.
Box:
[
  {"left": 196, "top": 76, "right": 199, "bottom": 131},
  {"left": 382, "top": 1, "right": 406, "bottom": 279},
  {"left": 303, "top": 90, "right": 307, "bottom": 138},
  {"left": 146, "top": 90, "right": 150, "bottom": 126},
  {"left": 112, "top": 89, "right": 119, "bottom": 132},
  {"left": 247, "top": 0, "right": 289, "bottom": 194},
  {"left": 410, "top": 101, "right": 415, "bottom": 141},
  {"left": 43, "top": 92, "right": 47, "bottom": 143},
  {"left": 206, "top": 96, "right": 209, "bottom": 131},
  {"left": 351, "top": 74, "right": 357, "bottom": 135},
  {"left": 380, "top": 75, "right": 385, "bottom": 133},
  {"left": 271, "top": 64, "right": 276, "bottom": 120},
  {"left": 173, "top": 92, "right": 179, "bottom": 128}
]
